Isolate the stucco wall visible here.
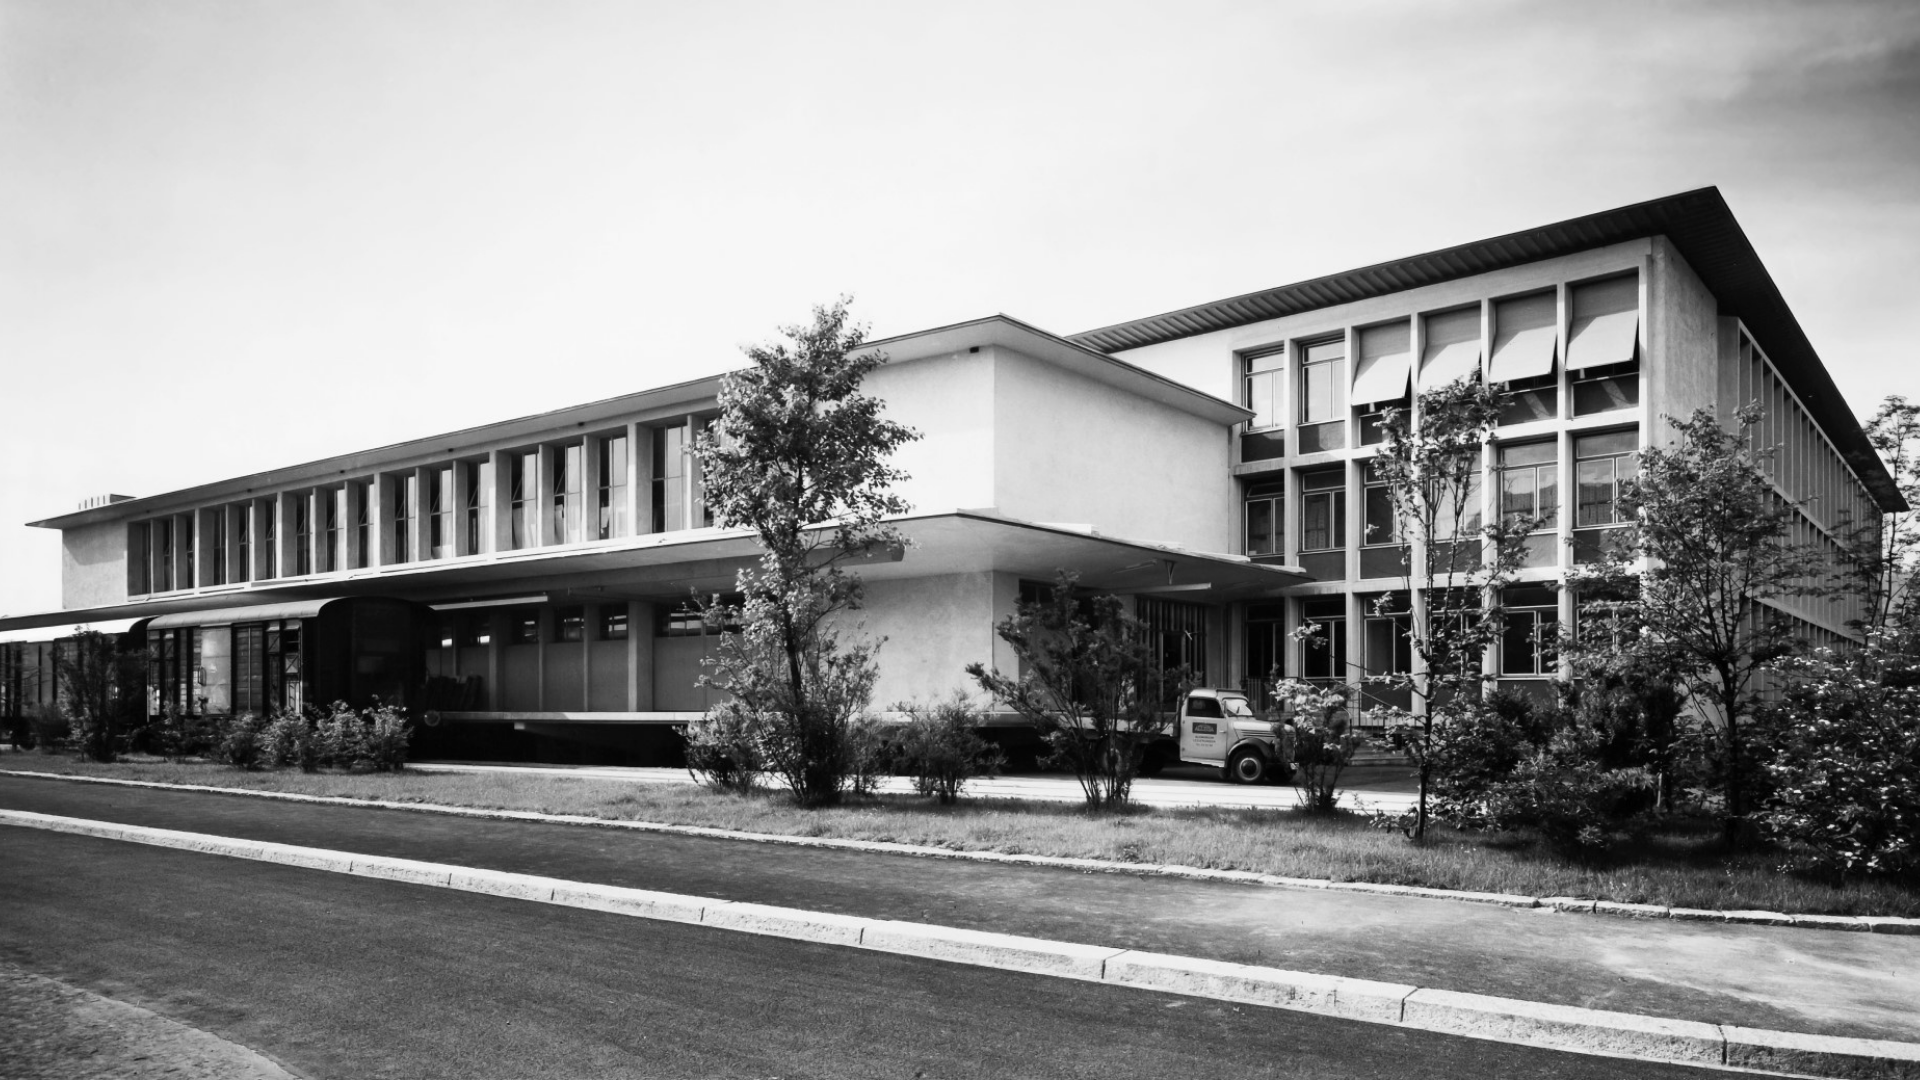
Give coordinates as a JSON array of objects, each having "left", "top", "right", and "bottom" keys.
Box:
[
  {"left": 990, "top": 346, "right": 1233, "bottom": 553},
  {"left": 863, "top": 350, "right": 995, "bottom": 515},
  {"left": 1648, "top": 236, "right": 1720, "bottom": 441},
  {"left": 653, "top": 636, "right": 722, "bottom": 712},
  {"left": 60, "top": 522, "right": 126, "bottom": 609},
  {"left": 847, "top": 571, "right": 997, "bottom": 710}
]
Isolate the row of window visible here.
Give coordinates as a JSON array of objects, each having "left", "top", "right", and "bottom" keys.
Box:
[
  {"left": 428, "top": 599, "right": 745, "bottom": 649},
  {"left": 1275, "top": 583, "right": 1569, "bottom": 687},
  {"left": 1241, "top": 272, "right": 1642, "bottom": 458},
  {"left": 1246, "top": 429, "right": 1638, "bottom": 559},
  {"left": 129, "top": 420, "right": 711, "bottom": 595}
]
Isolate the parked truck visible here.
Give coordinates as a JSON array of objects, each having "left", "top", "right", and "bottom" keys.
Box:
[{"left": 1159, "top": 687, "right": 1295, "bottom": 784}]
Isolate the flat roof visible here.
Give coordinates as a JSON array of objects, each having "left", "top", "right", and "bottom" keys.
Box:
[{"left": 1068, "top": 187, "right": 1904, "bottom": 513}]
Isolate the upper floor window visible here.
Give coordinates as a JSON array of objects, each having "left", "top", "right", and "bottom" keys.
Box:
[
  {"left": 350, "top": 482, "right": 370, "bottom": 569},
  {"left": 653, "top": 424, "right": 687, "bottom": 533},
  {"left": 236, "top": 506, "right": 252, "bottom": 582},
  {"left": 322, "top": 489, "right": 343, "bottom": 573},
  {"left": 1245, "top": 479, "right": 1284, "bottom": 558},
  {"left": 429, "top": 466, "right": 454, "bottom": 559},
  {"left": 294, "top": 495, "right": 313, "bottom": 576},
  {"left": 464, "top": 460, "right": 491, "bottom": 556},
  {"left": 1499, "top": 441, "right": 1557, "bottom": 531},
  {"left": 1421, "top": 306, "right": 1483, "bottom": 389},
  {"left": 1300, "top": 467, "right": 1346, "bottom": 552},
  {"left": 1575, "top": 430, "right": 1638, "bottom": 527},
  {"left": 1299, "top": 339, "right": 1345, "bottom": 425},
  {"left": 1244, "top": 349, "right": 1285, "bottom": 430},
  {"left": 391, "top": 474, "right": 417, "bottom": 564},
  {"left": 1568, "top": 274, "right": 1640, "bottom": 416},
  {"left": 510, "top": 450, "right": 537, "bottom": 549},
  {"left": 1489, "top": 292, "right": 1559, "bottom": 426},
  {"left": 598, "top": 434, "right": 629, "bottom": 539},
  {"left": 553, "top": 443, "right": 583, "bottom": 544},
  {"left": 208, "top": 508, "right": 228, "bottom": 586},
  {"left": 260, "top": 500, "right": 278, "bottom": 579},
  {"left": 1362, "top": 462, "right": 1399, "bottom": 547}
]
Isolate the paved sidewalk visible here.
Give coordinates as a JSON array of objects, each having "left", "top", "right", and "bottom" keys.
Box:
[
  {"left": 2, "top": 772, "right": 1912, "bottom": 1049},
  {"left": 409, "top": 760, "right": 1425, "bottom": 813}
]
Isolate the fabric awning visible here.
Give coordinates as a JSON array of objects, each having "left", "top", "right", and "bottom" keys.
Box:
[
  {"left": 1420, "top": 306, "right": 1482, "bottom": 387},
  {"left": 1488, "top": 291, "right": 1558, "bottom": 383},
  {"left": 1566, "top": 274, "right": 1640, "bottom": 371},
  {"left": 1351, "top": 320, "right": 1412, "bottom": 406},
  {"left": 146, "top": 598, "right": 342, "bottom": 630}
]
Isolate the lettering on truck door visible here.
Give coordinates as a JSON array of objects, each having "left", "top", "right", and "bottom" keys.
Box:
[{"left": 1180, "top": 694, "right": 1226, "bottom": 763}]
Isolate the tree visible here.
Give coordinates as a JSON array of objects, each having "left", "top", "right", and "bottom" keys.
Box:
[
  {"left": 1835, "top": 396, "right": 1920, "bottom": 633},
  {"left": 693, "top": 298, "right": 920, "bottom": 808},
  {"left": 53, "top": 628, "right": 143, "bottom": 763},
  {"left": 968, "top": 572, "right": 1181, "bottom": 811},
  {"left": 1569, "top": 405, "right": 1822, "bottom": 844},
  {"left": 1368, "top": 376, "right": 1540, "bottom": 840}
]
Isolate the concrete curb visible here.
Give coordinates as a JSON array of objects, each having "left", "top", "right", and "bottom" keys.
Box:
[
  {"left": 5, "top": 808, "right": 1918, "bottom": 1080},
  {"left": 5, "top": 768, "right": 1918, "bottom": 937}
]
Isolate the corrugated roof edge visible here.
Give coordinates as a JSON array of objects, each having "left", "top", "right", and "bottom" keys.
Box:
[{"left": 1066, "top": 187, "right": 1905, "bottom": 513}]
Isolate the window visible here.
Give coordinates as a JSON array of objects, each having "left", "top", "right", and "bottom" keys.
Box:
[
  {"left": 429, "top": 466, "right": 453, "bottom": 559},
  {"left": 1489, "top": 291, "right": 1558, "bottom": 424},
  {"left": 1501, "top": 584, "right": 1558, "bottom": 676},
  {"left": 598, "top": 434, "right": 629, "bottom": 539},
  {"left": 1245, "top": 601, "right": 1286, "bottom": 688},
  {"left": 1300, "top": 467, "right": 1345, "bottom": 552},
  {"left": 1244, "top": 349, "right": 1285, "bottom": 430},
  {"left": 553, "top": 443, "right": 583, "bottom": 544},
  {"left": 1363, "top": 593, "right": 1412, "bottom": 677},
  {"left": 434, "top": 623, "right": 455, "bottom": 649},
  {"left": 350, "top": 483, "right": 370, "bottom": 569},
  {"left": 1245, "top": 479, "right": 1284, "bottom": 557},
  {"left": 1499, "top": 441, "right": 1557, "bottom": 530},
  {"left": 656, "top": 595, "right": 743, "bottom": 637},
  {"left": 322, "top": 489, "right": 343, "bottom": 572},
  {"left": 209, "top": 508, "right": 227, "bottom": 586},
  {"left": 391, "top": 475, "right": 417, "bottom": 564},
  {"left": 460, "top": 613, "right": 493, "bottom": 647},
  {"left": 509, "top": 608, "right": 540, "bottom": 645},
  {"left": 464, "top": 460, "right": 492, "bottom": 555},
  {"left": 600, "top": 607, "right": 629, "bottom": 641},
  {"left": 154, "top": 518, "right": 174, "bottom": 591},
  {"left": 1569, "top": 274, "right": 1640, "bottom": 417},
  {"left": 1300, "top": 597, "right": 1347, "bottom": 683},
  {"left": 180, "top": 515, "right": 194, "bottom": 586},
  {"left": 261, "top": 500, "right": 278, "bottom": 579},
  {"left": 1575, "top": 430, "right": 1638, "bottom": 527},
  {"left": 510, "top": 450, "right": 537, "bottom": 549},
  {"left": 236, "top": 507, "right": 251, "bottom": 582},
  {"left": 652, "top": 424, "right": 686, "bottom": 533},
  {"left": 555, "top": 606, "right": 585, "bottom": 642},
  {"left": 1434, "top": 473, "right": 1483, "bottom": 541},
  {"left": 1136, "top": 597, "right": 1208, "bottom": 693},
  {"left": 1362, "top": 462, "right": 1398, "bottom": 547},
  {"left": 1299, "top": 339, "right": 1345, "bottom": 424},
  {"left": 294, "top": 494, "right": 312, "bottom": 576},
  {"left": 128, "top": 522, "right": 151, "bottom": 594}
]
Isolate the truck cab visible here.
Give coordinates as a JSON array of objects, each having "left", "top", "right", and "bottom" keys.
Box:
[{"left": 1176, "top": 688, "right": 1294, "bottom": 784}]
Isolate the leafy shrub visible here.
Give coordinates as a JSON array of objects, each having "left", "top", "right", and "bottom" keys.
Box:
[
  {"left": 211, "top": 712, "right": 270, "bottom": 769},
  {"left": 1760, "top": 631, "right": 1920, "bottom": 878},
  {"left": 895, "top": 694, "right": 1002, "bottom": 805},
  {"left": 261, "top": 709, "right": 321, "bottom": 771},
  {"left": 1427, "top": 689, "right": 1553, "bottom": 825},
  {"left": 153, "top": 705, "right": 213, "bottom": 762},
  {"left": 846, "top": 714, "right": 897, "bottom": 798},
  {"left": 29, "top": 704, "right": 69, "bottom": 754},
  {"left": 310, "top": 700, "right": 411, "bottom": 771},
  {"left": 1271, "top": 680, "right": 1357, "bottom": 813},
  {"left": 681, "top": 701, "right": 765, "bottom": 795}
]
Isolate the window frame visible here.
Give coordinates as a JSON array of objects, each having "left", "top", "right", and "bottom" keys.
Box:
[
  {"left": 1574, "top": 429, "right": 1638, "bottom": 529},
  {"left": 1299, "top": 467, "right": 1347, "bottom": 553}
]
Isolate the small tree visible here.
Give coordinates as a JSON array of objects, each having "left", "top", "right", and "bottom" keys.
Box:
[
  {"left": 1570, "top": 405, "right": 1822, "bottom": 844},
  {"left": 695, "top": 298, "right": 920, "bottom": 808},
  {"left": 1834, "top": 395, "right": 1920, "bottom": 633},
  {"left": 968, "top": 572, "right": 1180, "bottom": 811},
  {"left": 53, "top": 629, "right": 143, "bottom": 763},
  {"left": 1369, "top": 377, "right": 1540, "bottom": 840},
  {"left": 896, "top": 692, "right": 1003, "bottom": 804},
  {"left": 1760, "top": 627, "right": 1920, "bottom": 878},
  {"left": 1267, "top": 677, "right": 1356, "bottom": 813}
]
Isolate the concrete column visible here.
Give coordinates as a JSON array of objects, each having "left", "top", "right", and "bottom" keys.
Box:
[
  {"left": 631, "top": 601, "right": 654, "bottom": 711},
  {"left": 1343, "top": 459, "right": 1360, "bottom": 583}
]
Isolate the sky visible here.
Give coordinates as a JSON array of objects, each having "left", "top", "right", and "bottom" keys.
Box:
[{"left": 2, "top": 0, "right": 1918, "bottom": 618}]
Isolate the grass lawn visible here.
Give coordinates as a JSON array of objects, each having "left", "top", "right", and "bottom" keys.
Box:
[{"left": 7, "top": 753, "right": 1917, "bottom": 918}]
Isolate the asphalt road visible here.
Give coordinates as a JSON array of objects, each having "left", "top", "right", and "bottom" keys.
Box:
[
  {"left": 4, "top": 774, "right": 1914, "bottom": 1044},
  {"left": 0, "top": 826, "right": 1730, "bottom": 1080}
]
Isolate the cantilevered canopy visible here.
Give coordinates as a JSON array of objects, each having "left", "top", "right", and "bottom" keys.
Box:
[{"left": 0, "top": 512, "right": 1313, "bottom": 635}]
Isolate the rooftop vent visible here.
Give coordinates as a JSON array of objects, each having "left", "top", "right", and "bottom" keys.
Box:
[{"left": 77, "top": 494, "right": 136, "bottom": 511}]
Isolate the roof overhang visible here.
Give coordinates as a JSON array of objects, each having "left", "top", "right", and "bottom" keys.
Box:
[
  {"left": 1067, "top": 187, "right": 1904, "bottom": 513},
  {"left": 0, "top": 511, "right": 1311, "bottom": 635},
  {"left": 862, "top": 314, "right": 1253, "bottom": 427}
]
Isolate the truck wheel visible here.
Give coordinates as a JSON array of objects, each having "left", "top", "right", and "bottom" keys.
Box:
[{"left": 1227, "top": 749, "right": 1268, "bottom": 785}]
